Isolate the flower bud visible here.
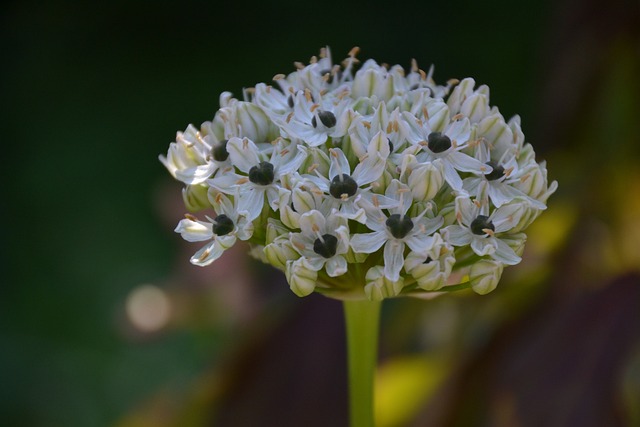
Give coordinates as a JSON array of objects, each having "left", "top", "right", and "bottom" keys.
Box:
[
  {"left": 278, "top": 189, "right": 299, "bottom": 229},
  {"left": 460, "top": 93, "right": 489, "bottom": 123},
  {"left": 408, "top": 162, "right": 444, "bottom": 202},
  {"left": 446, "top": 77, "right": 475, "bottom": 115},
  {"left": 404, "top": 246, "right": 455, "bottom": 291},
  {"left": 265, "top": 236, "right": 299, "bottom": 270},
  {"left": 477, "top": 113, "right": 513, "bottom": 159},
  {"left": 352, "top": 65, "right": 394, "bottom": 101},
  {"left": 364, "top": 266, "right": 404, "bottom": 301},
  {"left": 286, "top": 258, "right": 318, "bottom": 297},
  {"left": 182, "top": 184, "right": 210, "bottom": 212},
  {"left": 515, "top": 162, "right": 558, "bottom": 205},
  {"left": 499, "top": 233, "right": 527, "bottom": 257},
  {"left": 235, "top": 102, "right": 277, "bottom": 142},
  {"left": 469, "top": 259, "right": 504, "bottom": 295}
]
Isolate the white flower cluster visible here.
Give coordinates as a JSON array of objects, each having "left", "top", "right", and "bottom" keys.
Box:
[{"left": 160, "top": 47, "right": 557, "bottom": 300}]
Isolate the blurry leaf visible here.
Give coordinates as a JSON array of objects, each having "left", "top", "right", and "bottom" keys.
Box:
[
  {"left": 376, "top": 355, "right": 448, "bottom": 427},
  {"left": 411, "top": 273, "right": 640, "bottom": 427}
]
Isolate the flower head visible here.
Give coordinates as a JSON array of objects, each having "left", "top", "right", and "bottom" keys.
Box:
[{"left": 161, "top": 47, "right": 556, "bottom": 300}]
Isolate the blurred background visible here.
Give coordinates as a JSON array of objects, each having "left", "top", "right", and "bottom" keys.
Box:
[{"left": 2, "top": 0, "right": 639, "bottom": 426}]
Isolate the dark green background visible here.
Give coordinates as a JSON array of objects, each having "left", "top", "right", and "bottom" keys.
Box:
[{"left": 3, "top": 1, "right": 639, "bottom": 426}]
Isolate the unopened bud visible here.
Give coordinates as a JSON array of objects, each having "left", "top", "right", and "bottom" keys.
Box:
[{"left": 469, "top": 259, "right": 504, "bottom": 295}]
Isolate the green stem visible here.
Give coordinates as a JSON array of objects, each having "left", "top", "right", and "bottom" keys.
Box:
[{"left": 343, "top": 299, "right": 382, "bottom": 427}]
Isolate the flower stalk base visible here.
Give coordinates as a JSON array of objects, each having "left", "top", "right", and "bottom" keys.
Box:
[{"left": 343, "top": 298, "right": 382, "bottom": 427}]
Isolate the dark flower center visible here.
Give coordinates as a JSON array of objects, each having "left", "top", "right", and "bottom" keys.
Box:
[
  {"left": 313, "top": 234, "right": 338, "bottom": 258},
  {"left": 470, "top": 215, "right": 495, "bottom": 235},
  {"left": 212, "top": 214, "right": 234, "bottom": 236},
  {"left": 211, "top": 140, "right": 229, "bottom": 162},
  {"left": 427, "top": 132, "right": 452, "bottom": 153},
  {"left": 248, "top": 161, "right": 275, "bottom": 186},
  {"left": 386, "top": 214, "right": 414, "bottom": 239},
  {"left": 329, "top": 174, "right": 358, "bottom": 199},
  {"left": 485, "top": 161, "right": 505, "bottom": 181},
  {"left": 312, "top": 110, "right": 337, "bottom": 128}
]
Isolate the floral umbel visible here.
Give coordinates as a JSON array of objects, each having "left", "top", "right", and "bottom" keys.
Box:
[{"left": 160, "top": 47, "right": 557, "bottom": 301}]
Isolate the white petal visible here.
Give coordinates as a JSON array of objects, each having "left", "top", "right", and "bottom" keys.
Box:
[
  {"left": 208, "top": 172, "right": 244, "bottom": 194},
  {"left": 352, "top": 153, "right": 387, "bottom": 186},
  {"left": 276, "top": 144, "right": 308, "bottom": 175},
  {"left": 419, "top": 215, "right": 444, "bottom": 236},
  {"left": 303, "top": 175, "right": 330, "bottom": 193},
  {"left": 235, "top": 216, "right": 254, "bottom": 241},
  {"left": 337, "top": 201, "right": 367, "bottom": 224},
  {"left": 265, "top": 186, "right": 281, "bottom": 211},
  {"left": 175, "top": 163, "right": 217, "bottom": 185},
  {"left": 238, "top": 187, "right": 265, "bottom": 221},
  {"left": 442, "top": 160, "right": 463, "bottom": 191},
  {"left": 401, "top": 111, "right": 426, "bottom": 144},
  {"left": 443, "top": 225, "right": 472, "bottom": 246},
  {"left": 350, "top": 231, "right": 387, "bottom": 254},
  {"left": 329, "top": 148, "right": 352, "bottom": 179},
  {"left": 326, "top": 256, "right": 348, "bottom": 277},
  {"left": 175, "top": 219, "right": 213, "bottom": 242},
  {"left": 454, "top": 195, "right": 478, "bottom": 226},
  {"left": 299, "top": 210, "right": 326, "bottom": 237},
  {"left": 470, "top": 236, "right": 497, "bottom": 256},
  {"left": 494, "top": 182, "right": 547, "bottom": 210},
  {"left": 357, "top": 199, "right": 388, "bottom": 232},
  {"left": 384, "top": 179, "right": 412, "bottom": 214},
  {"left": 358, "top": 192, "right": 400, "bottom": 212},
  {"left": 445, "top": 118, "right": 470, "bottom": 144},
  {"left": 491, "top": 203, "right": 526, "bottom": 233},
  {"left": 448, "top": 151, "right": 488, "bottom": 173},
  {"left": 492, "top": 238, "right": 522, "bottom": 265},
  {"left": 227, "top": 137, "right": 260, "bottom": 173},
  {"left": 191, "top": 239, "right": 228, "bottom": 266},
  {"left": 383, "top": 240, "right": 405, "bottom": 282},
  {"left": 405, "top": 234, "right": 434, "bottom": 255},
  {"left": 334, "top": 225, "right": 351, "bottom": 254}
]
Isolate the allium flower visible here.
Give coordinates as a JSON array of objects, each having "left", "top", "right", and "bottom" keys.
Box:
[
  {"left": 444, "top": 196, "right": 526, "bottom": 265},
  {"left": 209, "top": 137, "right": 307, "bottom": 221},
  {"left": 350, "top": 179, "right": 443, "bottom": 283},
  {"left": 161, "top": 47, "right": 556, "bottom": 299},
  {"left": 303, "top": 132, "right": 397, "bottom": 223},
  {"left": 174, "top": 192, "right": 253, "bottom": 266}
]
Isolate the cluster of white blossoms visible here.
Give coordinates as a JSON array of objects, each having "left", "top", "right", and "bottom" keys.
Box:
[{"left": 160, "top": 47, "right": 557, "bottom": 300}]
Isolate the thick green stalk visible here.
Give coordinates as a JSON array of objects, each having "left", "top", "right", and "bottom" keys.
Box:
[{"left": 343, "top": 299, "right": 382, "bottom": 427}]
